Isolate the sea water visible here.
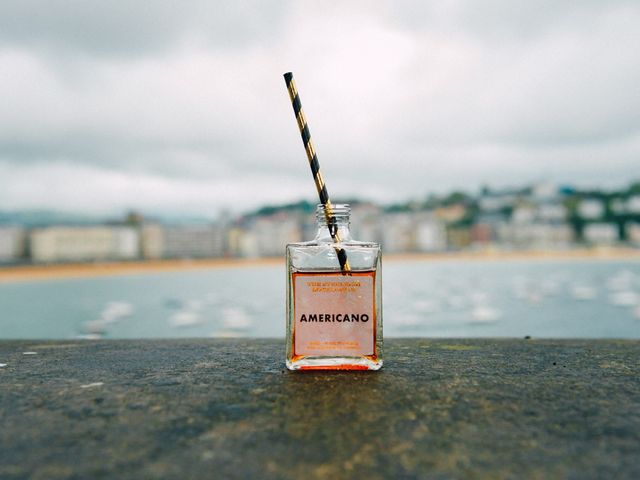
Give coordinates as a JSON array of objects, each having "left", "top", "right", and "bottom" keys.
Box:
[{"left": 0, "top": 258, "right": 638, "bottom": 339}]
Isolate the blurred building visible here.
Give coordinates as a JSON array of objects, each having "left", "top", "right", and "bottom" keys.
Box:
[
  {"left": 447, "top": 227, "right": 472, "bottom": 250},
  {"left": 625, "top": 222, "right": 640, "bottom": 246},
  {"left": 582, "top": 223, "right": 618, "bottom": 245},
  {"left": 536, "top": 203, "right": 567, "bottom": 223},
  {"left": 380, "top": 212, "right": 446, "bottom": 252},
  {"left": 380, "top": 212, "right": 416, "bottom": 253},
  {"left": 350, "top": 203, "right": 383, "bottom": 244},
  {"left": 498, "top": 223, "right": 574, "bottom": 249},
  {"left": 140, "top": 224, "right": 164, "bottom": 260},
  {"left": 578, "top": 199, "right": 605, "bottom": 220},
  {"left": 472, "top": 212, "right": 506, "bottom": 246},
  {"left": 247, "top": 214, "right": 301, "bottom": 257},
  {"left": 30, "top": 226, "right": 139, "bottom": 263},
  {"left": 0, "top": 227, "right": 27, "bottom": 263},
  {"left": 161, "top": 225, "right": 226, "bottom": 259},
  {"left": 478, "top": 189, "right": 517, "bottom": 213},
  {"left": 226, "top": 226, "right": 247, "bottom": 258},
  {"left": 414, "top": 214, "right": 447, "bottom": 252},
  {"left": 626, "top": 196, "right": 640, "bottom": 214},
  {"left": 531, "top": 182, "right": 559, "bottom": 200},
  {"left": 500, "top": 199, "right": 572, "bottom": 249},
  {"left": 229, "top": 213, "right": 302, "bottom": 258},
  {"left": 434, "top": 204, "right": 467, "bottom": 224},
  {"left": 113, "top": 227, "right": 139, "bottom": 259}
]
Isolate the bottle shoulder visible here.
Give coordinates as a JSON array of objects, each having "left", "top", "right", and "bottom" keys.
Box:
[
  {"left": 287, "top": 240, "right": 381, "bottom": 271},
  {"left": 287, "top": 239, "right": 380, "bottom": 249}
]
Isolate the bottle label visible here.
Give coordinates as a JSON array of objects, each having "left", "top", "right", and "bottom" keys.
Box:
[{"left": 293, "top": 271, "right": 375, "bottom": 356}]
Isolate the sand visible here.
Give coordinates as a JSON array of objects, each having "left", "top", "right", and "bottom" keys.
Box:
[{"left": 0, "top": 247, "right": 639, "bottom": 283}]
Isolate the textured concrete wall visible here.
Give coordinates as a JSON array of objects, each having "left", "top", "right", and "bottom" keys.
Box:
[{"left": 1, "top": 338, "right": 639, "bottom": 479}]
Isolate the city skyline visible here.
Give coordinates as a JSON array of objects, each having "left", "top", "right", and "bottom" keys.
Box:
[
  {"left": 1, "top": 177, "right": 639, "bottom": 224},
  {"left": 1, "top": 1, "right": 639, "bottom": 215}
]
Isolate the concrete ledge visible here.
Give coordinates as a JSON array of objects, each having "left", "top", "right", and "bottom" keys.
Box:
[{"left": 1, "top": 338, "right": 639, "bottom": 479}]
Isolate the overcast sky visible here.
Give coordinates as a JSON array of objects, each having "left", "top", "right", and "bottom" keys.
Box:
[{"left": 1, "top": 1, "right": 638, "bottom": 216}]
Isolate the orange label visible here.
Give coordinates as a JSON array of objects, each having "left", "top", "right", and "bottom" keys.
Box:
[{"left": 294, "top": 272, "right": 375, "bottom": 356}]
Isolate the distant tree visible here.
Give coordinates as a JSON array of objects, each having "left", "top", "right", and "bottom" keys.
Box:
[
  {"left": 254, "top": 200, "right": 315, "bottom": 217},
  {"left": 422, "top": 193, "right": 440, "bottom": 209},
  {"left": 125, "top": 211, "right": 144, "bottom": 226},
  {"left": 561, "top": 194, "right": 583, "bottom": 241},
  {"left": 628, "top": 181, "right": 640, "bottom": 195},
  {"left": 442, "top": 191, "right": 470, "bottom": 206},
  {"left": 384, "top": 203, "right": 412, "bottom": 213}
]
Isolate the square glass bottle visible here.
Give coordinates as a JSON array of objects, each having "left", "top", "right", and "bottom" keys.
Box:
[{"left": 286, "top": 204, "right": 383, "bottom": 370}]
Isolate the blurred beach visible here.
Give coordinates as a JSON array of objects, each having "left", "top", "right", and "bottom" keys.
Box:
[{"left": 2, "top": 248, "right": 639, "bottom": 283}]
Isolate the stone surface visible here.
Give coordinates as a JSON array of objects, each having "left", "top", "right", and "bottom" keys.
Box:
[{"left": 0, "top": 338, "right": 639, "bottom": 479}]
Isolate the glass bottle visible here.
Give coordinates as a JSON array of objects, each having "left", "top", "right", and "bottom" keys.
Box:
[{"left": 286, "top": 204, "right": 383, "bottom": 370}]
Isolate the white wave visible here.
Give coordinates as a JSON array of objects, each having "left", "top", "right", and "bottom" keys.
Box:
[
  {"left": 608, "top": 291, "right": 639, "bottom": 307},
  {"left": 76, "top": 333, "right": 102, "bottom": 340},
  {"left": 185, "top": 300, "right": 204, "bottom": 312},
  {"left": 606, "top": 270, "right": 637, "bottom": 291},
  {"left": 82, "top": 319, "right": 110, "bottom": 334},
  {"left": 212, "top": 330, "right": 246, "bottom": 338},
  {"left": 169, "top": 311, "right": 203, "bottom": 327},
  {"left": 469, "top": 306, "right": 502, "bottom": 323},
  {"left": 413, "top": 299, "right": 440, "bottom": 314},
  {"left": 101, "top": 301, "right": 134, "bottom": 322},
  {"left": 221, "top": 307, "right": 253, "bottom": 330},
  {"left": 571, "top": 285, "right": 597, "bottom": 301}
]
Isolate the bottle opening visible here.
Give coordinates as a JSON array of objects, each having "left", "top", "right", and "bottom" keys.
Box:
[{"left": 316, "top": 204, "right": 350, "bottom": 225}]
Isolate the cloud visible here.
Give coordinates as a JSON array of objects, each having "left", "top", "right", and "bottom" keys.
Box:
[
  {"left": 0, "top": 1, "right": 285, "bottom": 57},
  {"left": 0, "top": 161, "right": 313, "bottom": 215},
  {"left": 0, "top": 1, "right": 638, "bottom": 215}
]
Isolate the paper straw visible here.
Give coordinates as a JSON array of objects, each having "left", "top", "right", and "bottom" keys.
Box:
[{"left": 283, "top": 72, "right": 350, "bottom": 272}]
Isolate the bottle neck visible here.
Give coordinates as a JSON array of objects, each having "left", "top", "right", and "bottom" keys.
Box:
[{"left": 315, "top": 204, "right": 352, "bottom": 242}]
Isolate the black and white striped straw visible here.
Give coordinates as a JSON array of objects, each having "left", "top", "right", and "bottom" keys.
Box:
[{"left": 283, "top": 72, "right": 350, "bottom": 273}]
